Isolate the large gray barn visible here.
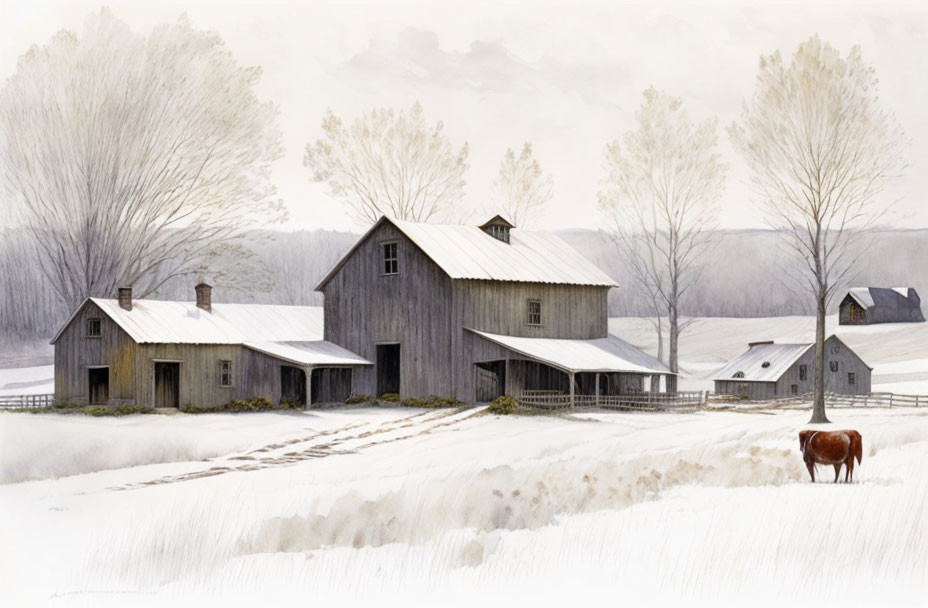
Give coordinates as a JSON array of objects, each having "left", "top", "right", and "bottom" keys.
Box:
[
  {"left": 316, "top": 215, "right": 673, "bottom": 404},
  {"left": 839, "top": 287, "right": 924, "bottom": 325},
  {"left": 713, "top": 335, "right": 871, "bottom": 401},
  {"left": 52, "top": 216, "right": 672, "bottom": 408}
]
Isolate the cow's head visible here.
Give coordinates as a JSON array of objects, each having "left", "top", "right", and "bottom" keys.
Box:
[{"left": 798, "top": 430, "right": 814, "bottom": 452}]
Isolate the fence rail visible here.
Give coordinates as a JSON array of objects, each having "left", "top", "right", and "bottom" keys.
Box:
[
  {"left": 0, "top": 393, "right": 55, "bottom": 409},
  {"left": 519, "top": 390, "right": 707, "bottom": 411},
  {"left": 709, "top": 391, "right": 927, "bottom": 409}
]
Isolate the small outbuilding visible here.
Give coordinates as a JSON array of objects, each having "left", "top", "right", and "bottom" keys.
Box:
[
  {"left": 713, "top": 335, "right": 871, "bottom": 401},
  {"left": 839, "top": 287, "right": 924, "bottom": 325}
]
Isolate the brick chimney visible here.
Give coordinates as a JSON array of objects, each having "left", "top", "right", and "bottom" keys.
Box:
[
  {"left": 117, "top": 286, "right": 132, "bottom": 311},
  {"left": 195, "top": 283, "right": 212, "bottom": 312}
]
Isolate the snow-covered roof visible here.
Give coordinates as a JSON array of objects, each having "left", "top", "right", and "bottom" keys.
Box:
[
  {"left": 53, "top": 298, "right": 324, "bottom": 344},
  {"left": 316, "top": 216, "right": 617, "bottom": 290},
  {"left": 243, "top": 341, "right": 371, "bottom": 367},
  {"left": 468, "top": 329, "right": 672, "bottom": 375},
  {"left": 846, "top": 287, "right": 920, "bottom": 310},
  {"left": 713, "top": 342, "right": 811, "bottom": 383}
]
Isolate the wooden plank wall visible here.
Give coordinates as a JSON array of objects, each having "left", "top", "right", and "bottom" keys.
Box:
[{"left": 322, "top": 222, "right": 454, "bottom": 399}]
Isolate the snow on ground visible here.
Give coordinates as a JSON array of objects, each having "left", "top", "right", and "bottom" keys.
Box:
[
  {"left": 0, "top": 364, "right": 53, "bottom": 396},
  {"left": 1, "top": 405, "right": 926, "bottom": 606}
]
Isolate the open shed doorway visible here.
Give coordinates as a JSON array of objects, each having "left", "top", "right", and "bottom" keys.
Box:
[
  {"left": 154, "top": 362, "right": 180, "bottom": 408},
  {"left": 281, "top": 366, "right": 307, "bottom": 406},
  {"left": 376, "top": 344, "right": 400, "bottom": 396},
  {"left": 88, "top": 367, "right": 109, "bottom": 405},
  {"left": 475, "top": 361, "right": 505, "bottom": 402}
]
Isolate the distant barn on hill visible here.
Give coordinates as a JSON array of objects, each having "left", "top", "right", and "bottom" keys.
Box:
[
  {"left": 713, "top": 335, "right": 871, "bottom": 401},
  {"left": 839, "top": 287, "right": 924, "bottom": 325}
]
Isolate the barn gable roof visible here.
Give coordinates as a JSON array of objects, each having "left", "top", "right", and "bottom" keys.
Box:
[
  {"left": 315, "top": 216, "right": 617, "bottom": 290},
  {"left": 713, "top": 335, "right": 870, "bottom": 383},
  {"left": 845, "top": 287, "right": 922, "bottom": 311},
  {"left": 713, "top": 341, "right": 812, "bottom": 383}
]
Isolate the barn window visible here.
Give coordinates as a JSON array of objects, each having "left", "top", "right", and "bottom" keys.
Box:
[
  {"left": 791, "top": 384, "right": 798, "bottom": 395},
  {"left": 526, "top": 299, "right": 542, "bottom": 326},
  {"left": 219, "top": 360, "right": 232, "bottom": 387},
  {"left": 799, "top": 365, "right": 808, "bottom": 381},
  {"left": 382, "top": 242, "right": 398, "bottom": 275},
  {"left": 732, "top": 371, "right": 745, "bottom": 379},
  {"left": 86, "top": 317, "right": 102, "bottom": 338},
  {"left": 829, "top": 361, "right": 839, "bottom": 373},
  {"left": 487, "top": 224, "right": 510, "bottom": 243},
  {"left": 848, "top": 372, "right": 856, "bottom": 385}
]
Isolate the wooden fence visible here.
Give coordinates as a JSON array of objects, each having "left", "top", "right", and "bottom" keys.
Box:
[
  {"left": 519, "top": 390, "right": 707, "bottom": 411},
  {"left": 708, "top": 391, "right": 928, "bottom": 409},
  {"left": 0, "top": 393, "right": 55, "bottom": 409}
]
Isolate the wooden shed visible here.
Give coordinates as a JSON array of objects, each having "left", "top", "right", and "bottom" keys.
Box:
[
  {"left": 316, "top": 215, "right": 673, "bottom": 404},
  {"left": 51, "top": 284, "right": 370, "bottom": 409},
  {"left": 839, "top": 287, "right": 924, "bottom": 325},
  {"left": 713, "top": 335, "right": 871, "bottom": 401}
]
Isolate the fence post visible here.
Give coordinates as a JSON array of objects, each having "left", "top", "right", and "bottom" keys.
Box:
[{"left": 889, "top": 393, "right": 893, "bottom": 408}]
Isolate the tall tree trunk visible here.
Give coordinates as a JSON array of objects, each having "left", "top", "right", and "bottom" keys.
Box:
[
  {"left": 810, "top": 291, "right": 830, "bottom": 423},
  {"left": 667, "top": 303, "right": 679, "bottom": 393},
  {"left": 654, "top": 315, "right": 664, "bottom": 363}
]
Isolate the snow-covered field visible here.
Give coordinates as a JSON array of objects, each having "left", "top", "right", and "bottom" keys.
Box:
[
  {"left": 1, "top": 405, "right": 927, "bottom": 607},
  {"left": 0, "top": 364, "right": 53, "bottom": 396}
]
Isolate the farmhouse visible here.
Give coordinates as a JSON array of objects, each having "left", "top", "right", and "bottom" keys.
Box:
[
  {"left": 839, "top": 287, "right": 924, "bottom": 325},
  {"left": 51, "top": 284, "right": 370, "bottom": 408},
  {"left": 713, "top": 335, "right": 871, "bottom": 401},
  {"left": 52, "top": 216, "right": 673, "bottom": 408}
]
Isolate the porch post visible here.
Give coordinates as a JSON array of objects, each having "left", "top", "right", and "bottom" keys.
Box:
[
  {"left": 595, "top": 372, "right": 600, "bottom": 407},
  {"left": 569, "top": 371, "right": 575, "bottom": 409},
  {"left": 305, "top": 366, "right": 313, "bottom": 409},
  {"left": 505, "top": 355, "right": 511, "bottom": 397}
]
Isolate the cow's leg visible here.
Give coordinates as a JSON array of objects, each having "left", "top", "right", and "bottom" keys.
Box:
[
  {"left": 847, "top": 459, "right": 854, "bottom": 483},
  {"left": 806, "top": 460, "right": 815, "bottom": 482},
  {"left": 833, "top": 464, "right": 841, "bottom": 483}
]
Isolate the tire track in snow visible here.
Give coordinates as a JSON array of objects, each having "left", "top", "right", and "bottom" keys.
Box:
[{"left": 108, "top": 407, "right": 485, "bottom": 491}]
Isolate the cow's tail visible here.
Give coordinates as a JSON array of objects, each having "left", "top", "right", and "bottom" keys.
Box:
[{"left": 854, "top": 434, "right": 863, "bottom": 465}]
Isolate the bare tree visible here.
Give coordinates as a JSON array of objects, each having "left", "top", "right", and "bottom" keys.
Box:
[
  {"left": 304, "top": 102, "right": 469, "bottom": 225},
  {"left": 729, "top": 36, "right": 907, "bottom": 423},
  {"left": 0, "top": 10, "right": 285, "bottom": 312},
  {"left": 599, "top": 87, "right": 726, "bottom": 386},
  {"left": 490, "top": 143, "right": 553, "bottom": 227}
]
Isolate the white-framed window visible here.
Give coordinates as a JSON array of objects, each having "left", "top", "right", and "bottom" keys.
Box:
[
  {"left": 527, "top": 299, "right": 542, "bottom": 326},
  {"left": 219, "top": 360, "right": 232, "bottom": 387},
  {"left": 382, "top": 242, "right": 398, "bottom": 275},
  {"left": 86, "top": 317, "right": 102, "bottom": 338}
]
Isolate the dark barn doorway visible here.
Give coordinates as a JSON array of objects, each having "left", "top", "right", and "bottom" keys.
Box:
[
  {"left": 88, "top": 367, "right": 109, "bottom": 405},
  {"left": 310, "top": 368, "right": 352, "bottom": 404},
  {"left": 376, "top": 344, "right": 400, "bottom": 396},
  {"left": 280, "top": 365, "right": 307, "bottom": 406},
  {"left": 154, "top": 362, "right": 180, "bottom": 408},
  {"left": 475, "top": 361, "right": 505, "bottom": 402}
]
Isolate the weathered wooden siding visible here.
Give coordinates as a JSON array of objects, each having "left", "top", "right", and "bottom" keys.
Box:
[
  {"left": 322, "top": 222, "right": 454, "bottom": 398},
  {"left": 451, "top": 282, "right": 609, "bottom": 401},
  {"left": 53, "top": 301, "right": 137, "bottom": 404}
]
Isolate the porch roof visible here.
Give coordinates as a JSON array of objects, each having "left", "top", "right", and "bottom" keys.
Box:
[
  {"left": 243, "top": 341, "right": 372, "bottom": 367},
  {"left": 467, "top": 329, "right": 673, "bottom": 375}
]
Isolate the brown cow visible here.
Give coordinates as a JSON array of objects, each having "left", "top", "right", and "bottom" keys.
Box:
[{"left": 798, "top": 430, "right": 863, "bottom": 483}]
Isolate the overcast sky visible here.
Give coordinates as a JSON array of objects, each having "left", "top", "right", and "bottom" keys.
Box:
[{"left": 2, "top": 0, "right": 926, "bottom": 232}]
